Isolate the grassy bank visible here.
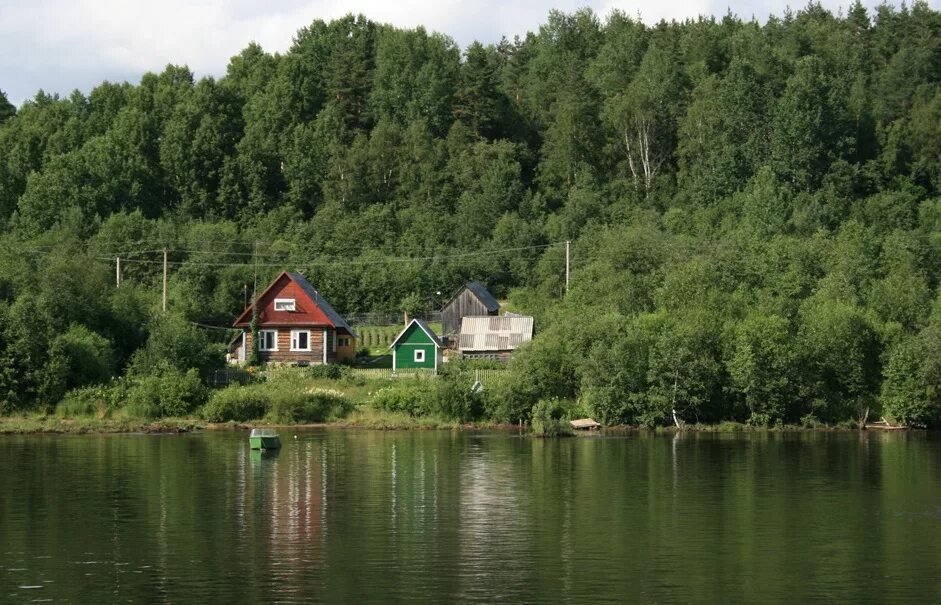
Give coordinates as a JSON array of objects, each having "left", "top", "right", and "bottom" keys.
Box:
[
  {"left": 2, "top": 366, "right": 891, "bottom": 435},
  {"left": 0, "top": 413, "right": 883, "bottom": 435},
  {"left": 0, "top": 415, "right": 205, "bottom": 434}
]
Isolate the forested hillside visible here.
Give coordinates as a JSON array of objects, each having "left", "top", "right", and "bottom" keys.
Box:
[{"left": 2, "top": 3, "right": 941, "bottom": 426}]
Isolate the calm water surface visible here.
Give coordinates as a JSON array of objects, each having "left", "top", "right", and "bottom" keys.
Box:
[{"left": 1, "top": 429, "right": 940, "bottom": 603}]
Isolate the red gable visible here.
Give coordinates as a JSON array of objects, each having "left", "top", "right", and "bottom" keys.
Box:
[{"left": 234, "top": 272, "right": 336, "bottom": 328}]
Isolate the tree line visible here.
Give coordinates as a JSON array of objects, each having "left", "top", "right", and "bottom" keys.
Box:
[{"left": 1, "top": 3, "right": 941, "bottom": 426}]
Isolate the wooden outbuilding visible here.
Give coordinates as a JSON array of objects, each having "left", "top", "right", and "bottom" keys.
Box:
[
  {"left": 232, "top": 271, "right": 356, "bottom": 365},
  {"left": 390, "top": 319, "right": 443, "bottom": 373},
  {"left": 440, "top": 281, "right": 500, "bottom": 341}
]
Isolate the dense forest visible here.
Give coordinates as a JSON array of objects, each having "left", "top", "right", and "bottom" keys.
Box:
[{"left": 2, "top": 2, "right": 941, "bottom": 427}]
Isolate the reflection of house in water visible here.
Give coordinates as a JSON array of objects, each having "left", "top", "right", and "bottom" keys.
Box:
[{"left": 239, "top": 439, "right": 327, "bottom": 583}]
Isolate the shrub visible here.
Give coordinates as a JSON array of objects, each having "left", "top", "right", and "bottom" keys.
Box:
[
  {"left": 530, "top": 398, "right": 573, "bottom": 437},
  {"left": 267, "top": 387, "right": 351, "bottom": 423},
  {"left": 201, "top": 383, "right": 352, "bottom": 423},
  {"left": 202, "top": 385, "right": 268, "bottom": 422},
  {"left": 309, "top": 364, "right": 347, "bottom": 380},
  {"left": 129, "top": 314, "right": 223, "bottom": 379},
  {"left": 123, "top": 366, "right": 207, "bottom": 419},
  {"left": 433, "top": 373, "right": 482, "bottom": 422},
  {"left": 53, "top": 324, "right": 116, "bottom": 391},
  {"left": 56, "top": 385, "right": 117, "bottom": 418},
  {"left": 369, "top": 382, "right": 436, "bottom": 416}
]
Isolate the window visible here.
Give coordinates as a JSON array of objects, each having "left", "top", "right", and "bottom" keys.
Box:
[
  {"left": 259, "top": 330, "right": 277, "bottom": 351},
  {"left": 274, "top": 298, "right": 296, "bottom": 312},
  {"left": 291, "top": 329, "right": 310, "bottom": 351},
  {"left": 338, "top": 337, "right": 351, "bottom": 348},
  {"left": 414, "top": 349, "right": 426, "bottom": 363}
]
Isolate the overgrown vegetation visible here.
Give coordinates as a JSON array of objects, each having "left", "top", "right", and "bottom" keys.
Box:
[
  {"left": 2, "top": 4, "right": 941, "bottom": 427},
  {"left": 202, "top": 376, "right": 351, "bottom": 423}
]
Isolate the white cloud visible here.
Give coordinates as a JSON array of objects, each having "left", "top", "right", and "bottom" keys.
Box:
[{"left": 0, "top": 0, "right": 938, "bottom": 106}]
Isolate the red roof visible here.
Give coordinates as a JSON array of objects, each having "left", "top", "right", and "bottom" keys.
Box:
[{"left": 233, "top": 272, "right": 353, "bottom": 334}]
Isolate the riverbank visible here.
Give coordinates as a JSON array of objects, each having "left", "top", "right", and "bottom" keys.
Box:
[
  {"left": 0, "top": 411, "right": 901, "bottom": 435},
  {"left": 0, "top": 407, "right": 519, "bottom": 435},
  {"left": 0, "top": 415, "right": 206, "bottom": 435}
]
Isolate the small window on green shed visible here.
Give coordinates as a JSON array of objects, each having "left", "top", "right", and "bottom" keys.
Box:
[{"left": 414, "top": 349, "right": 425, "bottom": 363}]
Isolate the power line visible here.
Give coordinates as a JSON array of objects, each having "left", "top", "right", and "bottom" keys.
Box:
[
  {"left": 190, "top": 321, "right": 239, "bottom": 332},
  {"left": 90, "top": 242, "right": 565, "bottom": 268}
]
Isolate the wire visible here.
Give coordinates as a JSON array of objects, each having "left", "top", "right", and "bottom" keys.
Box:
[
  {"left": 91, "top": 242, "right": 565, "bottom": 268},
  {"left": 190, "top": 321, "right": 240, "bottom": 332}
]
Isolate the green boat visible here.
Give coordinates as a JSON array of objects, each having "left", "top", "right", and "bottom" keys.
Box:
[{"left": 249, "top": 428, "right": 281, "bottom": 450}]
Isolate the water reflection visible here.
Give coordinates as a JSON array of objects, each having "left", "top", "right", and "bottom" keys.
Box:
[{"left": 0, "top": 431, "right": 940, "bottom": 603}]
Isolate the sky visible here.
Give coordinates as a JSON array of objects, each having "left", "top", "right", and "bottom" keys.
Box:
[{"left": 1, "top": 0, "right": 937, "bottom": 107}]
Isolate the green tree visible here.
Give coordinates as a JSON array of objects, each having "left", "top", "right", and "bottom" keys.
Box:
[{"left": 0, "top": 89, "right": 15, "bottom": 124}]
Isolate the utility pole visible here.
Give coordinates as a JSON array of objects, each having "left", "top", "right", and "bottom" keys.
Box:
[
  {"left": 116, "top": 257, "right": 121, "bottom": 287},
  {"left": 243, "top": 283, "right": 248, "bottom": 310},
  {"left": 565, "top": 240, "right": 570, "bottom": 294},
  {"left": 162, "top": 248, "right": 168, "bottom": 313},
  {"left": 252, "top": 241, "right": 259, "bottom": 302}
]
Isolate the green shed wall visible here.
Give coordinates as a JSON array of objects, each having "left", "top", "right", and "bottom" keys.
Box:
[{"left": 393, "top": 325, "right": 438, "bottom": 370}]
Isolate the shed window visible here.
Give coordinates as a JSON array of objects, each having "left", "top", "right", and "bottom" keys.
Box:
[
  {"left": 259, "top": 330, "right": 277, "bottom": 351},
  {"left": 291, "top": 330, "right": 310, "bottom": 351},
  {"left": 414, "top": 349, "right": 426, "bottom": 363},
  {"left": 274, "top": 298, "right": 296, "bottom": 312},
  {"left": 338, "top": 336, "right": 351, "bottom": 347}
]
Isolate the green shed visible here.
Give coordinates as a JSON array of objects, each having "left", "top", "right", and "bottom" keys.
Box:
[{"left": 391, "top": 319, "right": 443, "bottom": 372}]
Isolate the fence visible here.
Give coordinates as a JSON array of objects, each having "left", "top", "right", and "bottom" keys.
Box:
[
  {"left": 347, "top": 311, "right": 442, "bottom": 327},
  {"left": 211, "top": 367, "right": 252, "bottom": 387},
  {"left": 347, "top": 367, "right": 510, "bottom": 384},
  {"left": 348, "top": 368, "right": 437, "bottom": 380}
]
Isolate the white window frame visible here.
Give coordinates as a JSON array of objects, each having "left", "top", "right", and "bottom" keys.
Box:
[
  {"left": 414, "top": 349, "right": 425, "bottom": 363},
  {"left": 290, "top": 329, "right": 311, "bottom": 352},
  {"left": 258, "top": 330, "right": 278, "bottom": 351},
  {"left": 274, "top": 298, "right": 296, "bottom": 312}
]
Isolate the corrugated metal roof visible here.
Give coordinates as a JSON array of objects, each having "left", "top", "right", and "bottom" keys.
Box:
[
  {"left": 288, "top": 272, "right": 356, "bottom": 337},
  {"left": 390, "top": 318, "right": 444, "bottom": 349},
  {"left": 457, "top": 315, "right": 534, "bottom": 352},
  {"left": 464, "top": 281, "right": 500, "bottom": 313}
]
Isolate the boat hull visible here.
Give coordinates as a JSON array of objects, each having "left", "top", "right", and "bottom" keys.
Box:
[{"left": 249, "top": 435, "right": 282, "bottom": 450}]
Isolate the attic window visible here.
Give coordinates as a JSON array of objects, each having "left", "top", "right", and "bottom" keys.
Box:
[{"left": 274, "top": 298, "right": 296, "bottom": 312}]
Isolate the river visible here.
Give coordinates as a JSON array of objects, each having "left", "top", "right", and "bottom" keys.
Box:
[{"left": 1, "top": 429, "right": 939, "bottom": 603}]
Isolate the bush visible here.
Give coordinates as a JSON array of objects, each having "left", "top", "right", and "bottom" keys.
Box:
[
  {"left": 56, "top": 384, "right": 120, "bottom": 417},
  {"left": 433, "top": 373, "right": 482, "bottom": 422},
  {"left": 129, "top": 314, "right": 223, "bottom": 379},
  {"left": 123, "top": 367, "right": 207, "bottom": 419},
  {"left": 268, "top": 387, "right": 351, "bottom": 423},
  {"left": 309, "top": 364, "right": 347, "bottom": 380},
  {"left": 202, "top": 385, "right": 269, "bottom": 422},
  {"left": 201, "top": 383, "right": 352, "bottom": 423},
  {"left": 530, "top": 398, "right": 573, "bottom": 437},
  {"left": 369, "top": 382, "right": 436, "bottom": 416}
]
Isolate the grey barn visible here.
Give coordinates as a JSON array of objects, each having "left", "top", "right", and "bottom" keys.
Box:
[{"left": 440, "top": 281, "right": 500, "bottom": 341}]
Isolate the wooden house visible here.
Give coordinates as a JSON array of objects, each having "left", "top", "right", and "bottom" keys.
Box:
[
  {"left": 231, "top": 271, "right": 356, "bottom": 365},
  {"left": 440, "top": 281, "right": 500, "bottom": 341},
  {"left": 458, "top": 315, "right": 534, "bottom": 362},
  {"left": 390, "top": 319, "right": 443, "bottom": 372}
]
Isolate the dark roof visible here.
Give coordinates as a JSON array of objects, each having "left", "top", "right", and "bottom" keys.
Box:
[
  {"left": 390, "top": 318, "right": 443, "bottom": 349},
  {"left": 288, "top": 272, "right": 356, "bottom": 336},
  {"left": 462, "top": 281, "right": 500, "bottom": 313}
]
